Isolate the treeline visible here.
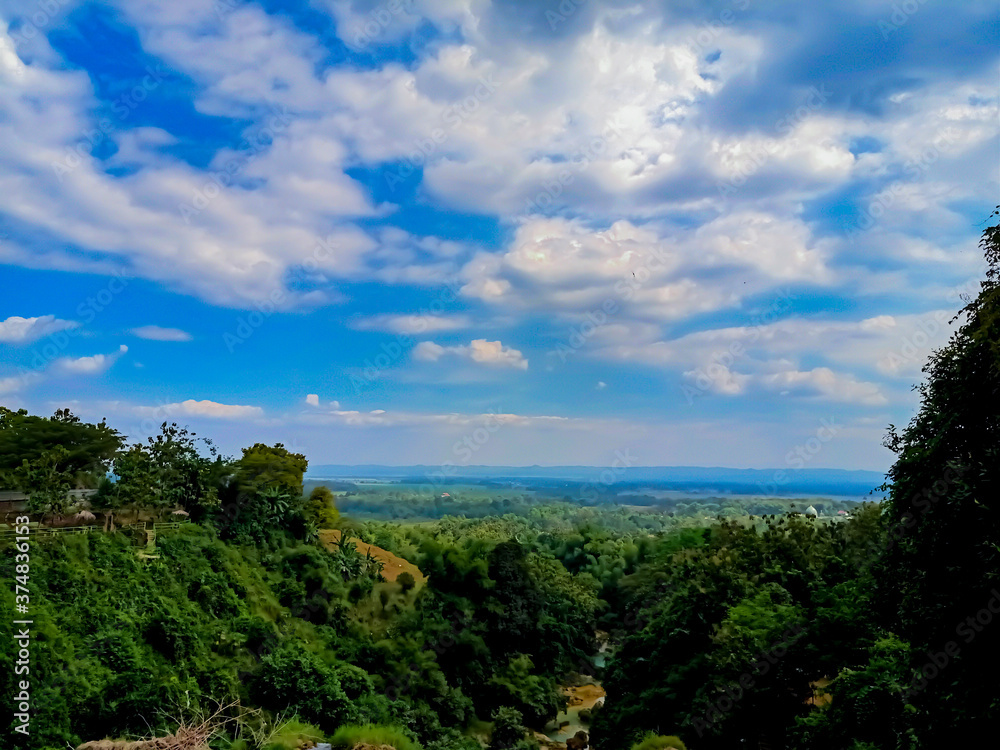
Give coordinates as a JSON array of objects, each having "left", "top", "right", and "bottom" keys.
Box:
[
  {"left": 0, "top": 409, "right": 621, "bottom": 750},
  {"left": 589, "top": 212, "right": 1000, "bottom": 748},
  {"left": 325, "top": 482, "right": 859, "bottom": 524}
]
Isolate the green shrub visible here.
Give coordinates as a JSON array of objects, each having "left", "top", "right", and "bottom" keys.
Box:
[
  {"left": 489, "top": 706, "right": 524, "bottom": 750},
  {"left": 250, "top": 641, "right": 358, "bottom": 732},
  {"left": 329, "top": 724, "right": 422, "bottom": 750},
  {"left": 631, "top": 733, "right": 687, "bottom": 750},
  {"left": 262, "top": 718, "right": 325, "bottom": 750}
]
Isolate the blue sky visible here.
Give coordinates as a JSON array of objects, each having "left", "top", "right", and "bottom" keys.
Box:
[{"left": 0, "top": 0, "right": 997, "bottom": 471}]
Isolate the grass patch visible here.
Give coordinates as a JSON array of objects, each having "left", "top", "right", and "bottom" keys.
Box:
[
  {"left": 262, "top": 718, "right": 325, "bottom": 750},
  {"left": 329, "top": 724, "right": 422, "bottom": 750}
]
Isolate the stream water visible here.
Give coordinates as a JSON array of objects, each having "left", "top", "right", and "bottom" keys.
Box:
[{"left": 541, "top": 635, "right": 610, "bottom": 743}]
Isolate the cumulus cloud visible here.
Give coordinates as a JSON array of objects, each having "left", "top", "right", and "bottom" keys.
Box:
[
  {"left": 131, "top": 325, "right": 193, "bottom": 341},
  {"left": 133, "top": 399, "right": 264, "bottom": 419},
  {"left": 413, "top": 338, "right": 528, "bottom": 369},
  {"left": 589, "top": 309, "right": 959, "bottom": 381},
  {"left": 758, "top": 367, "right": 886, "bottom": 406},
  {"left": 0, "top": 315, "right": 78, "bottom": 343},
  {"left": 304, "top": 393, "right": 341, "bottom": 409},
  {"left": 578, "top": 311, "right": 950, "bottom": 405},
  {"left": 0, "top": 0, "right": 993, "bottom": 322},
  {"left": 54, "top": 345, "right": 128, "bottom": 375},
  {"left": 459, "top": 214, "right": 832, "bottom": 325}
]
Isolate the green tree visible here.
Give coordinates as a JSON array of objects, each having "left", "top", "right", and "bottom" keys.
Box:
[
  {"left": 109, "top": 444, "right": 156, "bottom": 519},
  {"left": 107, "top": 422, "right": 227, "bottom": 520},
  {"left": 488, "top": 706, "right": 524, "bottom": 750},
  {"left": 145, "top": 422, "right": 226, "bottom": 515},
  {"left": 7, "top": 445, "right": 73, "bottom": 518},
  {"left": 235, "top": 443, "right": 307, "bottom": 496},
  {"left": 250, "top": 641, "right": 359, "bottom": 732},
  {"left": 398, "top": 571, "right": 416, "bottom": 593},
  {"left": 0, "top": 407, "right": 121, "bottom": 488},
  {"left": 871, "top": 209, "right": 1000, "bottom": 740},
  {"left": 305, "top": 485, "right": 340, "bottom": 528}
]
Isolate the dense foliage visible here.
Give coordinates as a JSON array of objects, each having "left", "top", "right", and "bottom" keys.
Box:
[{"left": 591, "top": 212, "right": 1000, "bottom": 748}]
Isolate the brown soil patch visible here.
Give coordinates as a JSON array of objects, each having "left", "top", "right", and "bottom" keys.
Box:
[
  {"left": 319, "top": 529, "right": 425, "bottom": 584},
  {"left": 806, "top": 676, "right": 833, "bottom": 707},
  {"left": 564, "top": 683, "right": 606, "bottom": 710}
]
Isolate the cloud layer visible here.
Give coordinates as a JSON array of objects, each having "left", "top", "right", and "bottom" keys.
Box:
[{"left": 0, "top": 0, "right": 996, "bottom": 468}]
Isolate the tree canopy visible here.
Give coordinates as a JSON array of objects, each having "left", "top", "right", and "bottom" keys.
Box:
[{"left": 0, "top": 407, "right": 121, "bottom": 489}]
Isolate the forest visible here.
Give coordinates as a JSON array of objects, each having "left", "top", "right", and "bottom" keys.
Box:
[{"left": 1, "top": 214, "right": 998, "bottom": 749}]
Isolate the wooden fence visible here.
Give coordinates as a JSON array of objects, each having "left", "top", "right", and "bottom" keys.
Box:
[{"left": 0, "top": 519, "right": 189, "bottom": 544}]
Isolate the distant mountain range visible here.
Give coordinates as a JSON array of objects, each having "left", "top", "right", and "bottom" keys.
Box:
[{"left": 308, "top": 465, "right": 887, "bottom": 498}]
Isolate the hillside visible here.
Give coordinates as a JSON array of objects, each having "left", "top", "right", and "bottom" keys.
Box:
[{"left": 319, "top": 529, "right": 425, "bottom": 585}]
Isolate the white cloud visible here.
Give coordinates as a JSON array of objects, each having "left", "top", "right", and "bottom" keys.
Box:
[
  {"left": 54, "top": 345, "right": 128, "bottom": 375},
  {"left": 353, "top": 313, "right": 471, "bottom": 335},
  {"left": 0, "top": 315, "right": 78, "bottom": 343},
  {"left": 0, "top": 0, "right": 991, "bottom": 328},
  {"left": 0, "top": 375, "right": 25, "bottom": 395},
  {"left": 590, "top": 308, "right": 960, "bottom": 383},
  {"left": 413, "top": 341, "right": 445, "bottom": 360},
  {"left": 459, "top": 214, "right": 832, "bottom": 326},
  {"left": 296, "top": 407, "right": 572, "bottom": 429},
  {"left": 131, "top": 325, "right": 192, "bottom": 341},
  {"left": 133, "top": 399, "right": 264, "bottom": 419},
  {"left": 758, "top": 367, "right": 887, "bottom": 406},
  {"left": 414, "top": 338, "right": 528, "bottom": 369},
  {"left": 304, "top": 394, "right": 341, "bottom": 409}
]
